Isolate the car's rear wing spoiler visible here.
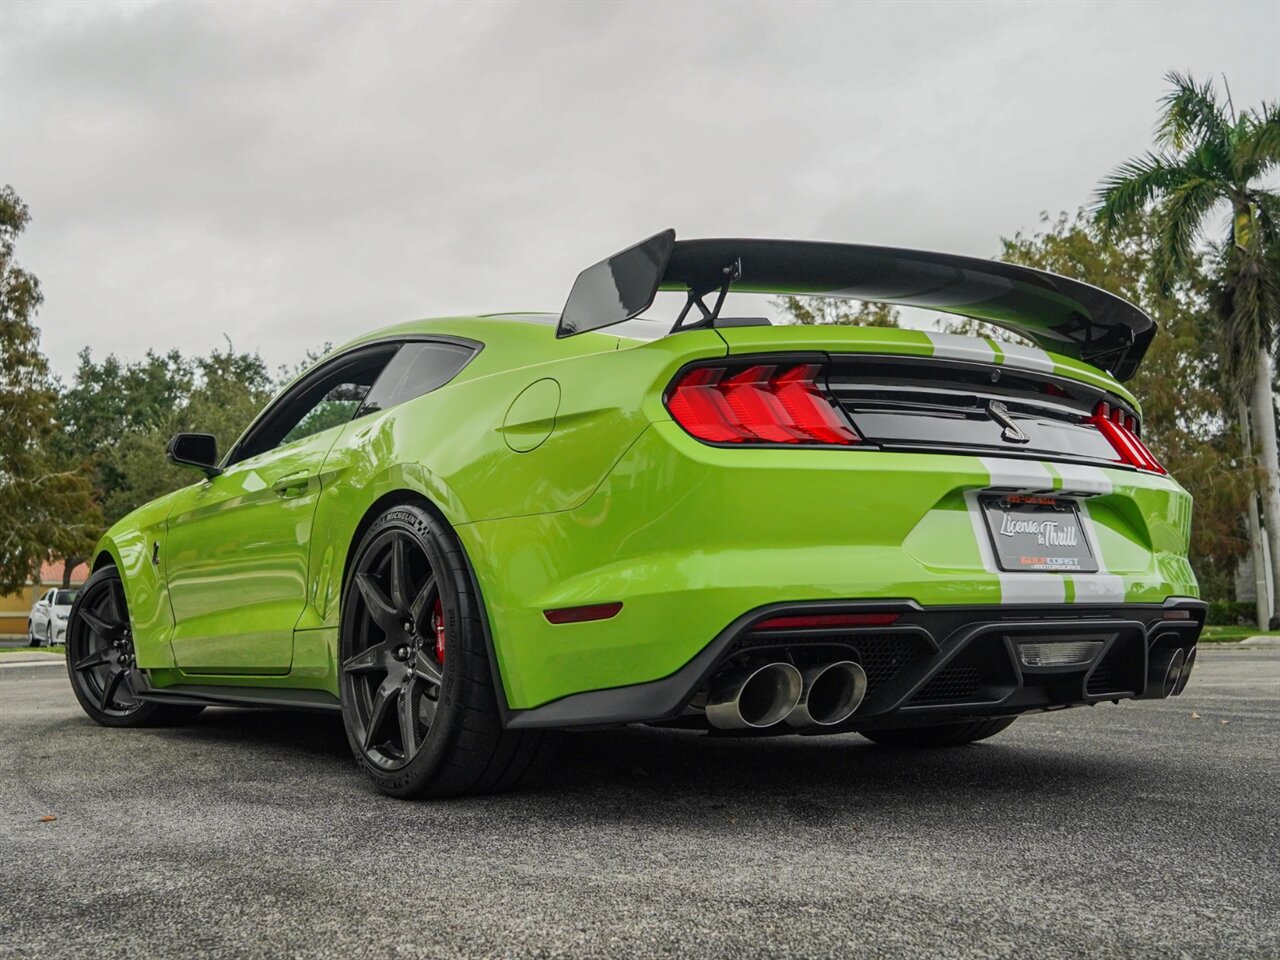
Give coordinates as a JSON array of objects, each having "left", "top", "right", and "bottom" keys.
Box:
[{"left": 557, "top": 229, "right": 1155, "bottom": 381}]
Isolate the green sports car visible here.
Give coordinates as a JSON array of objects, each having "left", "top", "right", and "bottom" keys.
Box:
[{"left": 65, "top": 231, "right": 1203, "bottom": 797}]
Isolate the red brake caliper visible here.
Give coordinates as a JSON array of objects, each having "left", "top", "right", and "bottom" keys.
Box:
[{"left": 431, "top": 597, "right": 446, "bottom": 664}]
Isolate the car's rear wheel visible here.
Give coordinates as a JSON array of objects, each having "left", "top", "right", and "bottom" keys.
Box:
[
  {"left": 339, "top": 503, "right": 549, "bottom": 798},
  {"left": 860, "top": 716, "right": 1017, "bottom": 748},
  {"left": 65, "top": 566, "right": 205, "bottom": 727}
]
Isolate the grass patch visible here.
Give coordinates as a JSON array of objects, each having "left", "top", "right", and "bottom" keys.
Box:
[{"left": 1200, "top": 626, "right": 1279, "bottom": 642}]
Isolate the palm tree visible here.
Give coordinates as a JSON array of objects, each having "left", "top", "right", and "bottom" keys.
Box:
[{"left": 1095, "top": 72, "right": 1280, "bottom": 625}]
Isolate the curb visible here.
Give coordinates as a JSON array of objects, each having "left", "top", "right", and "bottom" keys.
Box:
[
  {"left": 0, "top": 656, "right": 65, "bottom": 668},
  {"left": 1240, "top": 636, "right": 1280, "bottom": 648}
]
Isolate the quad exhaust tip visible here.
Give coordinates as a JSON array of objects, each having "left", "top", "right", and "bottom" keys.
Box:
[
  {"left": 1173, "top": 645, "right": 1196, "bottom": 696},
  {"left": 705, "top": 660, "right": 868, "bottom": 730},
  {"left": 705, "top": 662, "right": 803, "bottom": 730},
  {"left": 786, "top": 661, "right": 868, "bottom": 728},
  {"left": 1145, "top": 646, "right": 1186, "bottom": 699}
]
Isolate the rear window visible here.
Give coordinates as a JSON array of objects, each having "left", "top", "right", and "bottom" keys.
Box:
[{"left": 359, "top": 342, "right": 476, "bottom": 415}]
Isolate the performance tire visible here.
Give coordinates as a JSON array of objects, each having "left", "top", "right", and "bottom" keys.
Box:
[
  {"left": 66, "top": 566, "right": 205, "bottom": 727},
  {"left": 339, "top": 502, "right": 550, "bottom": 799}
]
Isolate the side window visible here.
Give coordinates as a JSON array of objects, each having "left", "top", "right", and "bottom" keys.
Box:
[
  {"left": 358, "top": 342, "right": 477, "bottom": 415},
  {"left": 281, "top": 380, "right": 368, "bottom": 446},
  {"left": 229, "top": 346, "right": 398, "bottom": 465}
]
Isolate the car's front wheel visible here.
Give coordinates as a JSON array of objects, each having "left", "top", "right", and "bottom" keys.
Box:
[
  {"left": 860, "top": 716, "right": 1017, "bottom": 748},
  {"left": 339, "top": 503, "right": 549, "bottom": 798},
  {"left": 65, "top": 566, "right": 205, "bottom": 727}
]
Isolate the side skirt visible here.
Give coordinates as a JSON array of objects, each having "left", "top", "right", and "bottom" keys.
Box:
[{"left": 136, "top": 680, "right": 341, "bottom": 713}]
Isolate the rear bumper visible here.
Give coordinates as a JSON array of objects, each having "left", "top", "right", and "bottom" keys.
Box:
[
  {"left": 506, "top": 598, "right": 1205, "bottom": 729},
  {"left": 458, "top": 422, "right": 1198, "bottom": 712}
]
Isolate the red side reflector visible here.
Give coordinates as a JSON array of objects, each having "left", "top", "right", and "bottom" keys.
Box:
[
  {"left": 1161, "top": 610, "right": 1192, "bottom": 621},
  {"left": 751, "top": 612, "right": 901, "bottom": 631},
  {"left": 544, "top": 602, "right": 623, "bottom": 625}
]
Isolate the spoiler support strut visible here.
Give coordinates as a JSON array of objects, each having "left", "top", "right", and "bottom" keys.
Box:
[{"left": 671, "top": 258, "right": 742, "bottom": 333}]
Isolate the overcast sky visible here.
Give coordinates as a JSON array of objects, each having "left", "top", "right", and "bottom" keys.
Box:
[{"left": 2, "top": 0, "right": 1278, "bottom": 381}]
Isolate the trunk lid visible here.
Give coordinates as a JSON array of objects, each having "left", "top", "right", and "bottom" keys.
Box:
[{"left": 712, "top": 324, "right": 1149, "bottom": 471}]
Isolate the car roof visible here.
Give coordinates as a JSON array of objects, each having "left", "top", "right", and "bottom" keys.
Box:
[
  {"left": 329, "top": 311, "right": 671, "bottom": 359},
  {"left": 290, "top": 314, "right": 619, "bottom": 392}
]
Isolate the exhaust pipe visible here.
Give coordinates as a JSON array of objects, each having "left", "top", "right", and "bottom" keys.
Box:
[
  {"left": 705, "top": 662, "right": 803, "bottom": 730},
  {"left": 1172, "top": 645, "right": 1196, "bottom": 696},
  {"left": 787, "top": 661, "right": 868, "bottom": 727},
  {"left": 1142, "top": 646, "right": 1185, "bottom": 699}
]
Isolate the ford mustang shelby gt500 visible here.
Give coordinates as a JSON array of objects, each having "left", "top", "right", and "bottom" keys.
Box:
[{"left": 66, "top": 231, "right": 1202, "bottom": 797}]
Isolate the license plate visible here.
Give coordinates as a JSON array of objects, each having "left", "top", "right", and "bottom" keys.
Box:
[{"left": 981, "top": 495, "right": 1098, "bottom": 573}]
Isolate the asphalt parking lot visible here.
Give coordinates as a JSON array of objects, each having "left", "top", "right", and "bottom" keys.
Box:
[{"left": 2, "top": 649, "right": 1277, "bottom": 959}]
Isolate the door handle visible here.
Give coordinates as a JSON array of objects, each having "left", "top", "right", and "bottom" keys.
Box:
[{"left": 272, "top": 472, "right": 311, "bottom": 498}]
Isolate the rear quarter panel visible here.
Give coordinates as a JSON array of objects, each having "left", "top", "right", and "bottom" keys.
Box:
[{"left": 302, "top": 322, "right": 729, "bottom": 634}]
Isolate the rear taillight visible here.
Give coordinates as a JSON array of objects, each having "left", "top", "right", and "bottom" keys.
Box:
[
  {"left": 1089, "top": 402, "right": 1165, "bottom": 474},
  {"left": 665, "top": 362, "right": 859, "bottom": 445}
]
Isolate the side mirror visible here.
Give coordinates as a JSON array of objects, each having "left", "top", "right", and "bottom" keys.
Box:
[{"left": 166, "top": 433, "right": 222, "bottom": 478}]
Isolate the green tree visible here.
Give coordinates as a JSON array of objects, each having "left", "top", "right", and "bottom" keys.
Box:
[
  {"left": 51, "top": 348, "right": 193, "bottom": 581},
  {"left": 0, "top": 186, "right": 97, "bottom": 593},
  {"left": 1002, "top": 210, "right": 1251, "bottom": 600},
  {"left": 276, "top": 343, "right": 333, "bottom": 388},
  {"left": 773, "top": 296, "right": 900, "bottom": 327},
  {"left": 60, "top": 344, "right": 274, "bottom": 528},
  {"left": 1095, "top": 71, "right": 1280, "bottom": 618}
]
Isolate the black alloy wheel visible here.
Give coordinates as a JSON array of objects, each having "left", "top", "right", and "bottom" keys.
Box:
[
  {"left": 69, "top": 572, "right": 142, "bottom": 716},
  {"left": 339, "top": 503, "right": 550, "bottom": 798},
  {"left": 65, "top": 566, "right": 204, "bottom": 727},
  {"left": 342, "top": 526, "right": 445, "bottom": 771}
]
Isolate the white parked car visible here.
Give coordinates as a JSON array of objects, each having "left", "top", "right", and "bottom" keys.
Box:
[{"left": 27, "top": 588, "right": 78, "bottom": 646}]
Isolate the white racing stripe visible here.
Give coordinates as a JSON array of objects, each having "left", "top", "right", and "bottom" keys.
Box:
[
  {"left": 1052, "top": 462, "right": 1113, "bottom": 496},
  {"left": 978, "top": 457, "right": 1056, "bottom": 493},
  {"left": 965, "top": 486, "right": 1066, "bottom": 605},
  {"left": 971, "top": 458, "right": 1123, "bottom": 604},
  {"left": 999, "top": 573, "right": 1069, "bottom": 603},
  {"left": 924, "top": 330, "right": 1057, "bottom": 376},
  {"left": 1071, "top": 499, "right": 1126, "bottom": 603},
  {"left": 924, "top": 331, "right": 998, "bottom": 365},
  {"left": 1072, "top": 575, "right": 1126, "bottom": 602},
  {"left": 1048, "top": 464, "right": 1125, "bottom": 601},
  {"left": 997, "top": 342, "right": 1056, "bottom": 374}
]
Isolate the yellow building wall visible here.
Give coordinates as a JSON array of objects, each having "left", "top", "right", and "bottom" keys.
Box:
[{"left": 0, "top": 585, "right": 41, "bottom": 635}]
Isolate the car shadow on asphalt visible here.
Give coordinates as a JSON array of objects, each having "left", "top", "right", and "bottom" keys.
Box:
[
  {"left": 147, "top": 708, "right": 352, "bottom": 762},
  {"left": 544, "top": 723, "right": 1124, "bottom": 799},
  {"left": 158, "top": 707, "right": 1161, "bottom": 810}
]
